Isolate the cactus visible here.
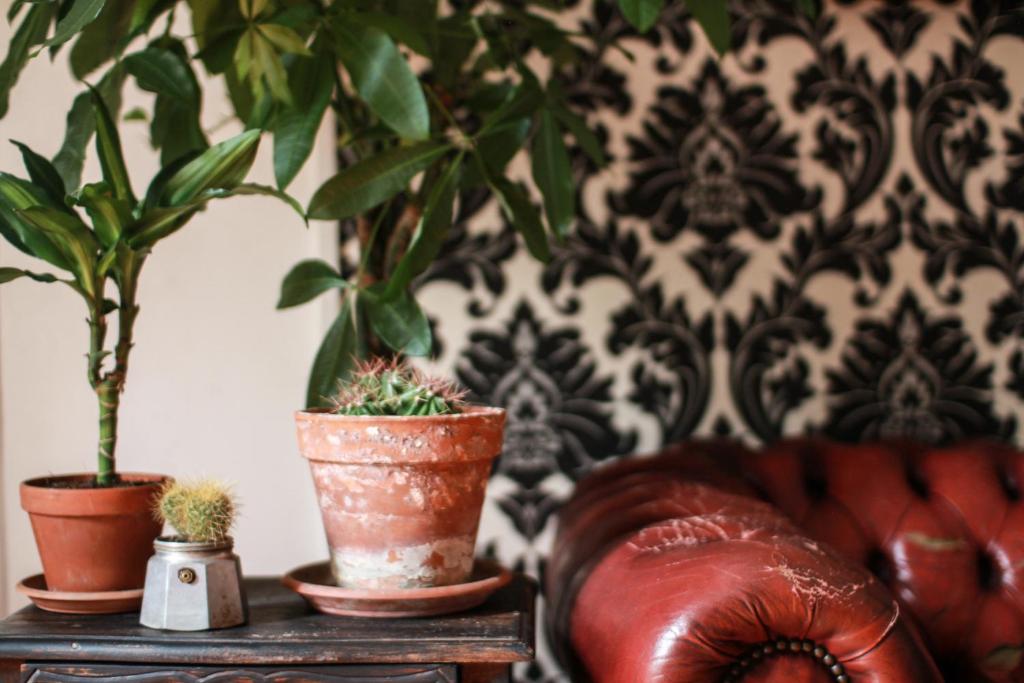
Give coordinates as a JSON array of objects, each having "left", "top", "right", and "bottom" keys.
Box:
[
  {"left": 331, "top": 359, "right": 467, "bottom": 416},
  {"left": 157, "top": 480, "right": 237, "bottom": 543}
]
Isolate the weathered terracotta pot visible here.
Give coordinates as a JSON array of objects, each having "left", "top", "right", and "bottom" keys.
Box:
[
  {"left": 295, "top": 407, "right": 506, "bottom": 590},
  {"left": 20, "top": 473, "right": 167, "bottom": 593}
]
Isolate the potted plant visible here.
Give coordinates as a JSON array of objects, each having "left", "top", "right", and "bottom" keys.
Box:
[
  {"left": 294, "top": 360, "right": 506, "bottom": 589},
  {"left": 3, "top": 90, "right": 292, "bottom": 594},
  {"left": 140, "top": 480, "right": 246, "bottom": 630}
]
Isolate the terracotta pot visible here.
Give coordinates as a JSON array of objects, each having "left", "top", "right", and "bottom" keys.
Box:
[
  {"left": 20, "top": 473, "right": 167, "bottom": 593},
  {"left": 295, "top": 407, "right": 506, "bottom": 590}
]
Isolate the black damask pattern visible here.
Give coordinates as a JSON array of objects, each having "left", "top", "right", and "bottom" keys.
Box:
[{"left": 366, "top": 1, "right": 1024, "bottom": 679}]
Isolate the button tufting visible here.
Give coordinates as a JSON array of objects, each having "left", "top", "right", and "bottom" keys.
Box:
[{"left": 723, "top": 639, "right": 849, "bottom": 682}]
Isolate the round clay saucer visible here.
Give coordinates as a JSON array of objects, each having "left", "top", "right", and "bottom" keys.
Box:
[
  {"left": 282, "top": 559, "right": 511, "bottom": 617},
  {"left": 16, "top": 574, "right": 143, "bottom": 614}
]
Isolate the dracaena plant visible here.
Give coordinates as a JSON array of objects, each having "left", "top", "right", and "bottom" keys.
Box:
[
  {"left": 0, "top": 91, "right": 295, "bottom": 485},
  {"left": 0, "top": 0, "right": 815, "bottom": 410}
]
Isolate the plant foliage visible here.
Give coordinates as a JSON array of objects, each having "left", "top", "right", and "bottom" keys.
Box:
[
  {"left": 0, "top": 90, "right": 292, "bottom": 484},
  {"left": 0, "top": 0, "right": 817, "bottom": 417}
]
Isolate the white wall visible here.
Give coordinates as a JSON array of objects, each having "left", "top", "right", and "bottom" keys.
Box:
[{"left": 0, "top": 17, "right": 338, "bottom": 613}]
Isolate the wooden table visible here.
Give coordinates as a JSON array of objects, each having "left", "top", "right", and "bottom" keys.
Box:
[{"left": 0, "top": 576, "right": 536, "bottom": 683}]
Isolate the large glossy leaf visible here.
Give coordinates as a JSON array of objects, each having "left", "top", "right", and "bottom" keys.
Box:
[
  {"left": 273, "top": 44, "right": 333, "bottom": 190},
  {"left": 10, "top": 140, "right": 67, "bottom": 207},
  {"left": 277, "top": 259, "right": 348, "bottom": 309},
  {"left": 532, "top": 109, "right": 574, "bottom": 239},
  {"left": 42, "top": 0, "right": 107, "bottom": 50},
  {"left": 52, "top": 66, "right": 125, "bottom": 190},
  {"left": 0, "top": 3, "right": 55, "bottom": 119},
  {"left": 161, "top": 129, "right": 261, "bottom": 206},
  {"left": 331, "top": 18, "right": 429, "bottom": 141},
  {"left": 308, "top": 141, "right": 448, "bottom": 220},
  {"left": 385, "top": 155, "right": 461, "bottom": 297},
  {"left": 0, "top": 267, "right": 59, "bottom": 284},
  {"left": 491, "top": 177, "right": 551, "bottom": 262},
  {"left": 306, "top": 294, "right": 362, "bottom": 408},
  {"left": 687, "top": 0, "right": 731, "bottom": 55},
  {"left": 0, "top": 173, "right": 70, "bottom": 269},
  {"left": 69, "top": 0, "right": 132, "bottom": 79},
  {"left": 364, "top": 286, "right": 431, "bottom": 356},
  {"left": 617, "top": 0, "right": 663, "bottom": 32},
  {"left": 90, "top": 86, "right": 135, "bottom": 203}
]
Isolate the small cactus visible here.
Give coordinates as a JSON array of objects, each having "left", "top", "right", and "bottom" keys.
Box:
[
  {"left": 331, "top": 359, "right": 467, "bottom": 416},
  {"left": 156, "top": 480, "right": 237, "bottom": 543}
]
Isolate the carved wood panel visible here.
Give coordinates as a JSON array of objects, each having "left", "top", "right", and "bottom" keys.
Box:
[{"left": 21, "top": 664, "right": 456, "bottom": 683}]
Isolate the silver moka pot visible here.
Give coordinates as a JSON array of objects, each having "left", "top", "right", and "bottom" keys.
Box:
[{"left": 140, "top": 537, "right": 247, "bottom": 631}]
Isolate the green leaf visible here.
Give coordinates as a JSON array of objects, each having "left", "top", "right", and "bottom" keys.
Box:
[
  {"left": 16, "top": 205, "right": 98, "bottom": 292},
  {"left": 349, "top": 11, "right": 433, "bottom": 57},
  {"left": 124, "top": 46, "right": 198, "bottom": 104},
  {"left": 189, "top": 0, "right": 243, "bottom": 74},
  {"left": 0, "top": 267, "right": 59, "bottom": 284},
  {"left": 52, "top": 66, "right": 126, "bottom": 190},
  {"left": 69, "top": 0, "right": 132, "bottom": 79},
  {"left": 549, "top": 93, "right": 606, "bottom": 167},
  {"left": 128, "top": 0, "right": 173, "bottom": 38},
  {"left": 0, "top": 3, "right": 55, "bottom": 119},
  {"left": 250, "top": 29, "right": 292, "bottom": 103},
  {"left": 385, "top": 154, "right": 461, "bottom": 297},
  {"left": 161, "top": 129, "right": 261, "bottom": 206},
  {"left": 463, "top": 117, "right": 530, "bottom": 187},
  {"left": 125, "top": 45, "right": 208, "bottom": 165},
  {"left": 364, "top": 286, "right": 431, "bottom": 356},
  {"left": 331, "top": 18, "right": 430, "bottom": 141},
  {"left": 277, "top": 259, "right": 348, "bottom": 309},
  {"left": 308, "top": 141, "right": 449, "bottom": 220},
  {"left": 532, "top": 109, "right": 574, "bottom": 239},
  {"left": 90, "top": 86, "right": 135, "bottom": 203},
  {"left": 273, "top": 43, "right": 333, "bottom": 190},
  {"left": 123, "top": 203, "right": 200, "bottom": 247},
  {"left": 143, "top": 150, "right": 200, "bottom": 210},
  {"left": 491, "top": 177, "right": 551, "bottom": 262},
  {"left": 205, "top": 183, "right": 305, "bottom": 221},
  {"left": 0, "top": 173, "right": 71, "bottom": 269},
  {"left": 76, "top": 182, "right": 130, "bottom": 247},
  {"left": 127, "top": 181, "right": 304, "bottom": 248},
  {"left": 479, "top": 75, "right": 542, "bottom": 136},
  {"left": 257, "top": 24, "right": 310, "bottom": 56},
  {"left": 617, "top": 0, "right": 663, "bottom": 33},
  {"left": 41, "top": 0, "right": 107, "bottom": 50},
  {"left": 10, "top": 140, "right": 66, "bottom": 207},
  {"left": 306, "top": 295, "right": 362, "bottom": 408},
  {"left": 687, "top": 0, "right": 731, "bottom": 56}
]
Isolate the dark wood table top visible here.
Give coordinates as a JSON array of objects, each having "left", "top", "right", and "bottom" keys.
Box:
[{"left": 0, "top": 576, "right": 536, "bottom": 665}]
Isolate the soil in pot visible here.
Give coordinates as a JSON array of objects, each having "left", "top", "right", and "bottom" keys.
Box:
[
  {"left": 295, "top": 406, "right": 506, "bottom": 590},
  {"left": 20, "top": 473, "right": 168, "bottom": 593}
]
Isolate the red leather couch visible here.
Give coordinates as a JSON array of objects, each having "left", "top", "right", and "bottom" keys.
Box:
[{"left": 547, "top": 439, "right": 1024, "bottom": 682}]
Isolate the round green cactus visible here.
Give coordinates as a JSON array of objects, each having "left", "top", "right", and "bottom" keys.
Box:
[
  {"left": 157, "top": 480, "right": 237, "bottom": 543},
  {"left": 331, "top": 359, "right": 467, "bottom": 416}
]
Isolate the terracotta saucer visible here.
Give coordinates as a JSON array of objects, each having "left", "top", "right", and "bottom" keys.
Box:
[
  {"left": 16, "top": 574, "right": 143, "bottom": 614},
  {"left": 282, "top": 559, "right": 511, "bottom": 617}
]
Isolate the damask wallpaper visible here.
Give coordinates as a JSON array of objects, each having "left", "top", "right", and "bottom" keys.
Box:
[{"left": 342, "top": 1, "right": 1024, "bottom": 679}]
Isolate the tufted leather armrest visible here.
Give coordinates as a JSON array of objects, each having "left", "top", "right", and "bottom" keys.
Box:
[
  {"left": 744, "top": 439, "right": 1024, "bottom": 681},
  {"left": 549, "top": 444, "right": 942, "bottom": 683}
]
